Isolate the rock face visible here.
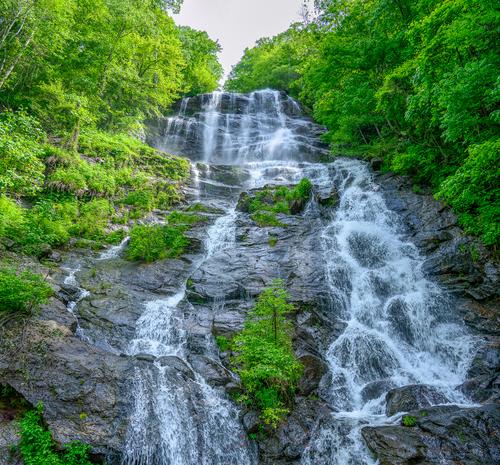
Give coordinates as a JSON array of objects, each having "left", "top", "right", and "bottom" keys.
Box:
[{"left": 362, "top": 404, "right": 500, "bottom": 465}]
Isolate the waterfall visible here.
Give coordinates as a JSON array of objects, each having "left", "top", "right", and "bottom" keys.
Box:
[
  {"left": 301, "top": 158, "right": 476, "bottom": 465},
  {"left": 152, "top": 89, "right": 329, "bottom": 164},
  {"left": 121, "top": 211, "right": 256, "bottom": 465},
  {"left": 119, "top": 90, "right": 477, "bottom": 465}
]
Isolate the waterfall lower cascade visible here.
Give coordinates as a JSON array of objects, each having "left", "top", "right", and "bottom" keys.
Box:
[{"left": 120, "top": 89, "right": 477, "bottom": 464}]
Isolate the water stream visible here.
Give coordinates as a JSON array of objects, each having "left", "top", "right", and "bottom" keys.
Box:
[{"left": 122, "top": 89, "right": 475, "bottom": 463}]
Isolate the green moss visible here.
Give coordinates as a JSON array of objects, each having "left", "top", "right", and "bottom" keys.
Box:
[
  {"left": 19, "top": 403, "right": 94, "bottom": 465},
  {"left": 268, "top": 236, "right": 278, "bottom": 247},
  {"left": 402, "top": 415, "right": 417, "bottom": 427},
  {"left": 247, "top": 178, "right": 312, "bottom": 228},
  {"left": 251, "top": 211, "right": 287, "bottom": 228}
]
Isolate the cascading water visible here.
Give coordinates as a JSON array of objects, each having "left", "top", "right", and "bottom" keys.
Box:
[
  {"left": 122, "top": 88, "right": 477, "bottom": 464},
  {"left": 301, "top": 159, "right": 476, "bottom": 465}
]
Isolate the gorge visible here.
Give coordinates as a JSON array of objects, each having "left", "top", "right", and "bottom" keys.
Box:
[{"left": 0, "top": 90, "right": 498, "bottom": 465}]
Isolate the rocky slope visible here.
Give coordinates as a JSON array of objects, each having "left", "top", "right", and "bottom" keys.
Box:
[{"left": 0, "top": 91, "right": 498, "bottom": 465}]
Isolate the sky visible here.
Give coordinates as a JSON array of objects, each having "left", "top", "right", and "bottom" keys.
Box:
[{"left": 173, "top": 0, "right": 308, "bottom": 81}]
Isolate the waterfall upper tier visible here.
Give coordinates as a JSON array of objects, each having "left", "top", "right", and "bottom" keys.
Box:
[{"left": 147, "top": 89, "right": 330, "bottom": 164}]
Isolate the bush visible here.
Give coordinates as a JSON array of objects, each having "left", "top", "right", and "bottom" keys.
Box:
[
  {"left": 402, "top": 415, "right": 417, "bottom": 427},
  {"left": 233, "top": 280, "right": 302, "bottom": 428},
  {"left": 247, "top": 179, "right": 312, "bottom": 228},
  {"left": 0, "top": 111, "right": 46, "bottom": 196},
  {"left": 70, "top": 199, "right": 113, "bottom": 240},
  {"left": 19, "top": 403, "right": 93, "bottom": 465},
  {"left": 0, "top": 268, "right": 52, "bottom": 316},
  {"left": 437, "top": 140, "right": 500, "bottom": 246},
  {"left": 0, "top": 196, "right": 26, "bottom": 239},
  {"left": 126, "top": 224, "right": 189, "bottom": 262}
]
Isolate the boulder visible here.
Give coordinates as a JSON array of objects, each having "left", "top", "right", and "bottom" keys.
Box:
[{"left": 385, "top": 384, "right": 449, "bottom": 416}]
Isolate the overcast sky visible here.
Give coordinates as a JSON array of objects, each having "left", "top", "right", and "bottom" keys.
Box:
[{"left": 173, "top": 0, "right": 307, "bottom": 82}]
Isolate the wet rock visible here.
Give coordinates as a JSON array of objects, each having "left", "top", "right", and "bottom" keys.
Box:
[
  {"left": 187, "top": 354, "right": 233, "bottom": 387},
  {"left": 0, "top": 316, "right": 137, "bottom": 459},
  {"left": 259, "top": 399, "right": 332, "bottom": 465},
  {"left": 0, "top": 420, "right": 20, "bottom": 465},
  {"left": 460, "top": 340, "right": 500, "bottom": 403},
  {"left": 242, "top": 411, "right": 260, "bottom": 434},
  {"left": 157, "top": 355, "right": 195, "bottom": 380},
  {"left": 361, "top": 380, "right": 395, "bottom": 403},
  {"left": 134, "top": 353, "right": 156, "bottom": 363},
  {"left": 315, "top": 187, "right": 339, "bottom": 207},
  {"left": 236, "top": 191, "right": 252, "bottom": 213},
  {"left": 297, "top": 353, "right": 327, "bottom": 396},
  {"left": 385, "top": 384, "right": 449, "bottom": 416},
  {"left": 362, "top": 404, "right": 500, "bottom": 465}
]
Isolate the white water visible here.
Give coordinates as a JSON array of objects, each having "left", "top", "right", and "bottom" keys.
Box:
[
  {"left": 62, "top": 266, "right": 91, "bottom": 340},
  {"left": 98, "top": 236, "right": 130, "bottom": 261},
  {"left": 121, "top": 208, "right": 255, "bottom": 465},
  {"left": 301, "top": 158, "right": 476, "bottom": 465},
  {"left": 124, "top": 89, "right": 476, "bottom": 464},
  {"left": 156, "top": 89, "right": 328, "bottom": 164}
]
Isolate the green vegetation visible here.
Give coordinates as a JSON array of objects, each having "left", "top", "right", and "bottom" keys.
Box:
[
  {"left": 226, "top": 0, "right": 499, "bottom": 247},
  {"left": 0, "top": 0, "right": 222, "bottom": 288},
  {"left": 233, "top": 280, "right": 303, "bottom": 428},
  {"left": 125, "top": 211, "right": 204, "bottom": 262},
  {"left": 268, "top": 236, "right": 278, "bottom": 247},
  {"left": 402, "top": 415, "right": 417, "bottom": 427},
  {"left": 0, "top": 268, "right": 52, "bottom": 317},
  {"left": 19, "top": 403, "right": 94, "bottom": 465},
  {"left": 215, "top": 335, "right": 231, "bottom": 352},
  {"left": 245, "top": 179, "right": 312, "bottom": 228}
]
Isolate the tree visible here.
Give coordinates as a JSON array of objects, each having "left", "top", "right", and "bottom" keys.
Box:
[{"left": 233, "top": 280, "right": 303, "bottom": 427}]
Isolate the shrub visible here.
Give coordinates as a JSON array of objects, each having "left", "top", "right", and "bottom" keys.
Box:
[
  {"left": 0, "top": 196, "right": 26, "bottom": 239},
  {"left": 126, "top": 224, "right": 189, "bottom": 262},
  {"left": 437, "top": 140, "right": 500, "bottom": 246},
  {"left": 69, "top": 199, "right": 113, "bottom": 240},
  {"left": 247, "top": 179, "right": 312, "bottom": 227},
  {"left": 19, "top": 403, "right": 93, "bottom": 465},
  {"left": 402, "top": 415, "right": 417, "bottom": 427},
  {"left": 233, "top": 280, "right": 302, "bottom": 428},
  {"left": 0, "top": 111, "right": 46, "bottom": 196},
  {"left": 251, "top": 211, "right": 286, "bottom": 228},
  {"left": 0, "top": 268, "right": 52, "bottom": 315},
  {"left": 215, "top": 335, "right": 231, "bottom": 352}
]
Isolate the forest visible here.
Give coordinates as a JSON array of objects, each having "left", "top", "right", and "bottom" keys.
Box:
[
  {"left": 0, "top": 0, "right": 221, "bottom": 261},
  {"left": 226, "top": 0, "right": 499, "bottom": 247}
]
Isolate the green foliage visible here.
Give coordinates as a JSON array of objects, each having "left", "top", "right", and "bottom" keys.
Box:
[
  {"left": 215, "top": 335, "right": 231, "bottom": 352},
  {"left": 19, "top": 403, "right": 93, "bottom": 465},
  {"left": 268, "top": 236, "right": 278, "bottom": 247},
  {"left": 233, "top": 280, "right": 303, "bottom": 428},
  {"left": 251, "top": 212, "right": 287, "bottom": 228},
  {"left": 247, "top": 179, "right": 312, "bottom": 228},
  {"left": 0, "top": 0, "right": 216, "bottom": 134},
  {"left": 0, "top": 0, "right": 216, "bottom": 260},
  {"left": 437, "top": 140, "right": 499, "bottom": 246},
  {"left": 402, "top": 415, "right": 417, "bottom": 427},
  {"left": 0, "top": 268, "right": 52, "bottom": 316},
  {"left": 126, "top": 223, "right": 189, "bottom": 262},
  {"left": 227, "top": 0, "right": 499, "bottom": 246},
  {"left": 178, "top": 26, "right": 223, "bottom": 95},
  {"left": 0, "top": 111, "right": 46, "bottom": 196}
]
